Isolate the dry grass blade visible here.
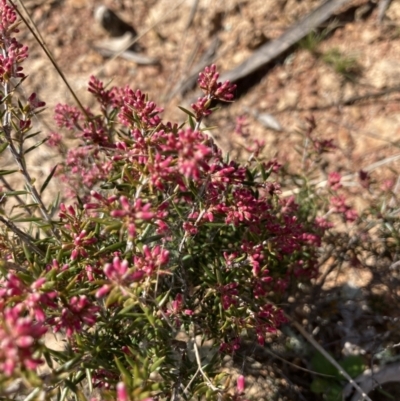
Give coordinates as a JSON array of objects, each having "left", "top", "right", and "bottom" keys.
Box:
[{"left": 289, "top": 317, "right": 373, "bottom": 401}]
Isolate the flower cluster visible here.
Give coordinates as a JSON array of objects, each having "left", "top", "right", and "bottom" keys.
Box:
[
  {"left": 0, "top": 0, "right": 28, "bottom": 83},
  {"left": 0, "top": 272, "right": 58, "bottom": 376},
  {"left": 0, "top": 304, "right": 47, "bottom": 376},
  {"left": 198, "top": 64, "right": 236, "bottom": 101},
  {"left": 330, "top": 194, "right": 358, "bottom": 222},
  {"left": 0, "top": 2, "right": 327, "bottom": 399},
  {"left": 51, "top": 295, "right": 99, "bottom": 338},
  {"left": 40, "top": 64, "right": 322, "bottom": 399},
  {"left": 191, "top": 64, "right": 236, "bottom": 120}
]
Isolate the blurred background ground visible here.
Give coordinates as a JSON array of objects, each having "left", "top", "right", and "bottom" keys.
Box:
[
  {"left": 19, "top": 0, "right": 400, "bottom": 212},
  {"left": 9, "top": 0, "right": 400, "bottom": 399}
]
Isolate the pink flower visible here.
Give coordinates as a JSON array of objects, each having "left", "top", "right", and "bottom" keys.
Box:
[
  {"left": 175, "top": 128, "right": 212, "bottom": 180},
  {"left": 171, "top": 293, "right": 183, "bottom": 314},
  {"left": 118, "top": 88, "right": 163, "bottom": 129},
  {"left": 70, "top": 230, "right": 97, "bottom": 261},
  {"left": 219, "top": 283, "right": 239, "bottom": 310},
  {"left": 27, "top": 92, "right": 45, "bottom": 109},
  {"left": 82, "top": 119, "right": 113, "bottom": 147},
  {"left": 116, "top": 382, "right": 129, "bottom": 401},
  {"left": 133, "top": 245, "right": 169, "bottom": 276},
  {"left": 345, "top": 208, "right": 358, "bottom": 222},
  {"left": 111, "top": 197, "right": 155, "bottom": 238},
  {"left": 96, "top": 256, "right": 145, "bottom": 298},
  {"left": 315, "top": 216, "right": 334, "bottom": 231},
  {"left": 381, "top": 179, "right": 394, "bottom": 192},
  {"left": 0, "top": 38, "right": 28, "bottom": 82},
  {"left": 54, "top": 103, "right": 82, "bottom": 130},
  {"left": 88, "top": 76, "right": 115, "bottom": 111},
  {"left": 51, "top": 295, "right": 99, "bottom": 337},
  {"left": 235, "top": 115, "right": 250, "bottom": 138},
  {"left": 358, "top": 169, "right": 370, "bottom": 189},
  {"left": 237, "top": 375, "right": 245, "bottom": 394},
  {"left": 198, "top": 64, "right": 236, "bottom": 101},
  {"left": 0, "top": 274, "right": 57, "bottom": 322},
  {"left": 313, "top": 138, "right": 336, "bottom": 154},
  {"left": 0, "top": 304, "right": 47, "bottom": 376},
  {"left": 330, "top": 195, "right": 358, "bottom": 222},
  {"left": 191, "top": 97, "right": 212, "bottom": 119},
  {"left": 328, "top": 172, "right": 342, "bottom": 191},
  {"left": 47, "top": 132, "right": 62, "bottom": 147},
  {"left": 183, "top": 221, "right": 198, "bottom": 235}
]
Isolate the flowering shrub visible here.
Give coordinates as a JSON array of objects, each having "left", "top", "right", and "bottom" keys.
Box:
[{"left": 0, "top": 1, "right": 341, "bottom": 400}]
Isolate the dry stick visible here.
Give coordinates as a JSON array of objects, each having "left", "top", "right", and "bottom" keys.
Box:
[
  {"left": 262, "top": 346, "right": 336, "bottom": 378},
  {"left": 344, "top": 362, "right": 400, "bottom": 401},
  {"left": 163, "top": 30, "right": 200, "bottom": 103},
  {"left": 8, "top": 0, "right": 95, "bottom": 242},
  {"left": 219, "top": 0, "right": 352, "bottom": 83},
  {"left": 288, "top": 317, "right": 373, "bottom": 401},
  {"left": 377, "top": 0, "right": 393, "bottom": 23},
  {"left": 193, "top": 342, "right": 219, "bottom": 392},
  {"left": 93, "top": 0, "right": 187, "bottom": 77},
  {"left": 17, "top": 0, "right": 47, "bottom": 50},
  {"left": 12, "top": 0, "right": 89, "bottom": 120},
  {"left": 185, "top": 0, "right": 199, "bottom": 30},
  {"left": 182, "top": 367, "right": 200, "bottom": 396},
  {"left": 277, "top": 84, "right": 400, "bottom": 114}
]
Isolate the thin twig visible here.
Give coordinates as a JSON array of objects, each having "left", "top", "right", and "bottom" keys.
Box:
[
  {"left": 0, "top": 215, "right": 45, "bottom": 257},
  {"left": 185, "top": 0, "right": 199, "bottom": 30},
  {"left": 0, "top": 7, "right": 60, "bottom": 241},
  {"left": 183, "top": 367, "right": 200, "bottom": 395},
  {"left": 274, "top": 84, "right": 400, "bottom": 115},
  {"left": 288, "top": 317, "right": 373, "bottom": 401},
  {"left": 2, "top": 124, "right": 60, "bottom": 241},
  {"left": 12, "top": 0, "right": 89, "bottom": 119},
  {"left": 193, "top": 342, "right": 219, "bottom": 392},
  {"left": 262, "top": 346, "right": 336, "bottom": 378},
  {"left": 281, "top": 153, "right": 400, "bottom": 197}
]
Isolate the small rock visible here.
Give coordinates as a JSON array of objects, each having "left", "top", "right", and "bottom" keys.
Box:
[
  {"left": 366, "top": 59, "right": 400, "bottom": 89},
  {"left": 357, "top": 114, "right": 400, "bottom": 153},
  {"left": 66, "top": 0, "right": 90, "bottom": 8},
  {"left": 319, "top": 69, "right": 342, "bottom": 104},
  {"left": 255, "top": 112, "right": 283, "bottom": 132},
  {"left": 277, "top": 89, "right": 299, "bottom": 111},
  {"left": 342, "top": 82, "right": 357, "bottom": 103},
  {"left": 386, "top": 1, "right": 400, "bottom": 20},
  {"left": 337, "top": 127, "right": 355, "bottom": 155},
  {"left": 361, "top": 29, "right": 380, "bottom": 44}
]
